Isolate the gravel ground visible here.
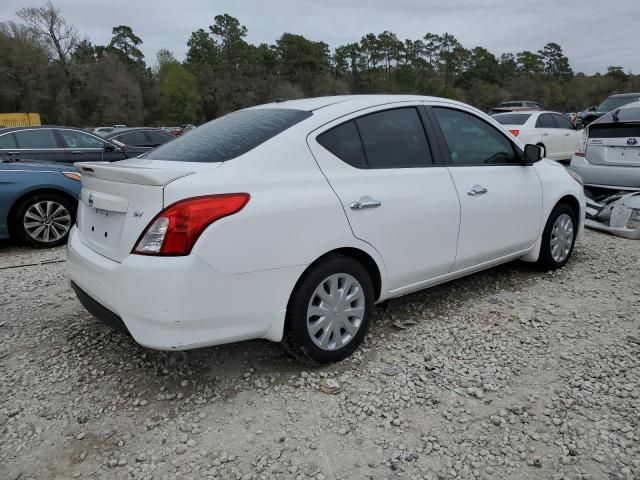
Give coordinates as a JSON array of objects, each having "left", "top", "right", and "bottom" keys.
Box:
[{"left": 0, "top": 230, "right": 638, "bottom": 480}]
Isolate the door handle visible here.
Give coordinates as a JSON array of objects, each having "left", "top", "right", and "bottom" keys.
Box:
[
  {"left": 7, "top": 151, "right": 20, "bottom": 155},
  {"left": 71, "top": 151, "right": 83, "bottom": 155},
  {"left": 350, "top": 198, "right": 382, "bottom": 210},
  {"left": 542, "top": 133, "right": 549, "bottom": 136},
  {"left": 467, "top": 185, "right": 488, "bottom": 196},
  {"left": 564, "top": 133, "right": 571, "bottom": 136}
]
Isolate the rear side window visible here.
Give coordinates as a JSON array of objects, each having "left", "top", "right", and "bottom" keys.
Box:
[
  {"left": 356, "top": 108, "right": 432, "bottom": 168},
  {"left": 14, "top": 129, "right": 58, "bottom": 149},
  {"left": 535, "top": 114, "right": 554, "bottom": 128},
  {"left": 147, "top": 130, "right": 173, "bottom": 145},
  {"left": 117, "top": 131, "right": 148, "bottom": 146},
  {"left": 0, "top": 133, "right": 17, "bottom": 149},
  {"left": 317, "top": 121, "right": 367, "bottom": 168},
  {"left": 493, "top": 113, "right": 531, "bottom": 126},
  {"left": 143, "top": 109, "right": 312, "bottom": 163},
  {"left": 59, "top": 129, "right": 105, "bottom": 149}
]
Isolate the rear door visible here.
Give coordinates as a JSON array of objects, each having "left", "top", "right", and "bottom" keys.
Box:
[
  {"left": 429, "top": 105, "right": 542, "bottom": 270},
  {"left": 586, "top": 123, "right": 640, "bottom": 167},
  {"left": 11, "top": 128, "right": 68, "bottom": 163},
  {"left": 114, "top": 131, "right": 152, "bottom": 157},
  {"left": 534, "top": 114, "right": 563, "bottom": 159},
  {"left": 308, "top": 105, "right": 461, "bottom": 290}
]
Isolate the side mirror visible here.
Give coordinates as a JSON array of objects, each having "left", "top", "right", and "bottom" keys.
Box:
[
  {"left": 523, "top": 144, "right": 543, "bottom": 164},
  {"left": 106, "top": 139, "right": 126, "bottom": 152},
  {"left": 588, "top": 106, "right": 597, "bottom": 112}
]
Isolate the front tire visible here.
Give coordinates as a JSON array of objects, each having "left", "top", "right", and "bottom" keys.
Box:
[
  {"left": 537, "top": 204, "right": 577, "bottom": 270},
  {"left": 13, "top": 193, "right": 76, "bottom": 247},
  {"left": 282, "top": 254, "right": 374, "bottom": 364}
]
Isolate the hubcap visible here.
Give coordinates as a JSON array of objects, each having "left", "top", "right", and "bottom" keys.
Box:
[
  {"left": 306, "top": 273, "right": 366, "bottom": 351},
  {"left": 23, "top": 201, "right": 71, "bottom": 244},
  {"left": 550, "top": 213, "right": 574, "bottom": 263}
]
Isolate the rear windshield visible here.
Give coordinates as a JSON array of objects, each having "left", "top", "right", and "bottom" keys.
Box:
[
  {"left": 596, "top": 95, "right": 640, "bottom": 113},
  {"left": 590, "top": 124, "right": 640, "bottom": 138},
  {"left": 493, "top": 113, "right": 531, "bottom": 125},
  {"left": 142, "top": 108, "right": 312, "bottom": 163}
]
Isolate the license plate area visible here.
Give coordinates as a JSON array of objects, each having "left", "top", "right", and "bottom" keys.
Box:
[
  {"left": 79, "top": 204, "right": 126, "bottom": 250},
  {"left": 604, "top": 146, "right": 640, "bottom": 165}
]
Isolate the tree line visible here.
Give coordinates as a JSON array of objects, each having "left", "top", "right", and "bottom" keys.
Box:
[{"left": 1, "top": 1, "right": 638, "bottom": 127}]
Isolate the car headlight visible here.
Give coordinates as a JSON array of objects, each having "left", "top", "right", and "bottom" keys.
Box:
[{"left": 567, "top": 169, "right": 583, "bottom": 185}]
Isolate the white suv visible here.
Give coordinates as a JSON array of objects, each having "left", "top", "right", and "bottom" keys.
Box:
[{"left": 67, "top": 95, "right": 585, "bottom": 364}]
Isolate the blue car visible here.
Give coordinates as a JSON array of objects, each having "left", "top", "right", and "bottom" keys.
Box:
[{"left": 1, "top": 160, "right": 81, "bottom": 247}]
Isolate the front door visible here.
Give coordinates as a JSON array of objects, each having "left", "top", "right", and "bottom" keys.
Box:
[
  {"left": 308, "top": 106, "right": 461, "bottom": 290},
  {"left": 430, "top": 106, "right": 542, "bottom": 271},
  {"left": 57, "top": 129, "right": 107, "bottom": 162}
]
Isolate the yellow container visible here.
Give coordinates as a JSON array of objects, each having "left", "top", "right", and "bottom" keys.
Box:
[{"left": 0, "top": 113, "right": 42, "bottom": 127}]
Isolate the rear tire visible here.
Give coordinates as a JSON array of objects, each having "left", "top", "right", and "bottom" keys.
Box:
[
  {"left": 13, "top": 193, "right": 76, "bottom": 247},
  {"left": 282, "top": 254, "right": 374, "bottom": 364},
  {"left": 537, "top": 203, "right": 577, "bottom": 270}
]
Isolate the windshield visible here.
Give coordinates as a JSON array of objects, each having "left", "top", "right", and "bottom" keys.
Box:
[
  {"left": 597, "top": 96, "right": 640, "bottom": 113},
  {"left": 492, "top": 113, "right": 531, "bottom": 125},
  {"left": 141, "top": 108, "right": 312, "bottom": 163}
]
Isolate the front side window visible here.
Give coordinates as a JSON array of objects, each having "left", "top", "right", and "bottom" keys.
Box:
[
  {"left": 0, "top": 133, "right": 17, "bottom": 149},
  {"left": 142, "top": 108, "right": 312, "bottom": 163},
  {"left": 535, "top": 114, "right": 555, "bottom": 128},
  {"left": 59, "top": 130, "right": 105, "bottom": 149},
  {"left": 317, "top": 121, "right": 367, "bottom": 168},
  {"left": 433, "top": 107, "right": 518, "bottom": 166},
  {"left": 551, "top": 114, "right": 574, "bottom": 129},
  {"left": 355, "top": 108, "right": 432, "bottom": 168},
  {"left": 14, "top": 129, "right": 58, "bottom": 149}
]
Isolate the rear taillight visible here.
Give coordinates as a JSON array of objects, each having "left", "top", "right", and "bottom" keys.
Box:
[
  {"left": 574, "top": 134, "right": 587, "bottom": 157},
  {"left": 508, "top": 129, "right": 520, "bottom": 137},
  {"left": 133, "top": 193, "right": 250, "bottom": 256}
]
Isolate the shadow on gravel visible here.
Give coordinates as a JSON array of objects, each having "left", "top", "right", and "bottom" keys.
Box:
[{"left": 56, "top": 253, "right": 579, "bottom": 407}]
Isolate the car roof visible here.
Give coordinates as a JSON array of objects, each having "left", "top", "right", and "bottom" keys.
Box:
[
  {"left": 593, "top": 104, "right": 640, "bottom": 125},
  {"left": 103, "top": 127, "right": 168, "bottom": 137},
  {"left": 245, "top": 95, "right": 464, "bottom": 112},
  {"left": 608, "top": 93, "right": 640, "bottom": 98},
  {"left": 0, "top": 125, "right": 88, "bottom": 133}
]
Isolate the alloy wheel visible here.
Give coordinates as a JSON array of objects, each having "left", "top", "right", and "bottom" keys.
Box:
[{"left": 23, "top": 200, "right": 72, "bottom": 244}]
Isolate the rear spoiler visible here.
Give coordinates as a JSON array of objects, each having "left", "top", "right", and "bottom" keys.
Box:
[{"left": 74, "top": 162, "right": 195, "bottom": 186}]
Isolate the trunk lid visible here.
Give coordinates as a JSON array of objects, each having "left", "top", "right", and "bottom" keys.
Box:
[
  {"left": 75, "top": 160, "right": 220, "bottom": 262},
  {"left": 586, "top": 123, "right": 640, "bottom": 167}
]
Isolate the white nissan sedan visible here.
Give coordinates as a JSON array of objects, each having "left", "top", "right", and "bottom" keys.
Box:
[{"left": 67, "top": 95, "right": 585, "bottom": 364}]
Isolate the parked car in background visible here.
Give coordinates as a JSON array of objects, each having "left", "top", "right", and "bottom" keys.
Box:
[
  {"left": 92, "top": 127, "right": 115, "bottom": 136},
  {"left": 493, "top": 111, "right": 583, "bottom": 162},
  {"left": 577, "top": 93, "right": 640, "bottom": 127},
  {"left": 0, "top": 126, "right": 127, "bottom": 164},
  {"left": 570, "top": 101, "right": 640, "bottom": 191},
  {"left": 0, "top": 159, "right": 81, "bottom": 247},
  {"left": 162, "top": 127, "right": 183, "bottom": 137},
  {"left": 68, "top": 95, "right": 584, "bottom": 364},
  {"left": 491, "top": 101, "right": 544, "bottom": 114},
  {"left": 100, "top": 127, "right": 175, "bottom": 156}
]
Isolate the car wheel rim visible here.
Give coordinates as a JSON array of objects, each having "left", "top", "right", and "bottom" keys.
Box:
[
  {"left": 306, "top": 273, "right": 365, "bottom": 351},
  {"left": 550, "top": 213, "right": 574, "bottom": 263},
  {"left": 23, "top": 201, "right": 71, "bottom": 244}
]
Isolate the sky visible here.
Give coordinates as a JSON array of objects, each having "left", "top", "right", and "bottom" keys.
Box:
[{"left": 1, "top": 0, "right": 638, "bottom": 74}]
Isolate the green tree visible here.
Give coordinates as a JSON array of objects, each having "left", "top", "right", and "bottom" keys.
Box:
[
  {"left": 538, "top": 42, "right": 572, "bottom": 80},
  {"left": 109, "top": 25, "right": 144, "bottom": 65},
  {"left": 516, "top": 50, "right": 544, "bottom": 77},
  {"left": 275, "top": 33, "right": 330, "bottom": 94},
  {"left": 158, "top": 62, "right": 200, "bottom": 124}
]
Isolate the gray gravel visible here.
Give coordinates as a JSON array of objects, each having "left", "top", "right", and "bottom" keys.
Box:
[{"left": 0, "top": 230, "right": 638, "bottom": 480}]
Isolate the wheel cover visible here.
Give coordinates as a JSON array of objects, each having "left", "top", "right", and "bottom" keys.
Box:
[
  {"left": 23, "top": 200, "right": 71, "bottom": 244},
  {"left": 306, "top": 273, "right": 366, "bottom": 351},
  {"left": 550, "top": 213, "right": 574, "bottom": 263}
]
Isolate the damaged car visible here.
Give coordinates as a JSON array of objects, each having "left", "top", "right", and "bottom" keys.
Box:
[{"left": 570, "top": 102, "right": 640, "bottom": 239}]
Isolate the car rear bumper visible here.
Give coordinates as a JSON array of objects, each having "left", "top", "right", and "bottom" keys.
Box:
[
  {"left": 66, "top": 227, "right": 302, "bottom": 350},
  {"left": 570, "top": 156, "right": 640, "bottom": 190}
]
